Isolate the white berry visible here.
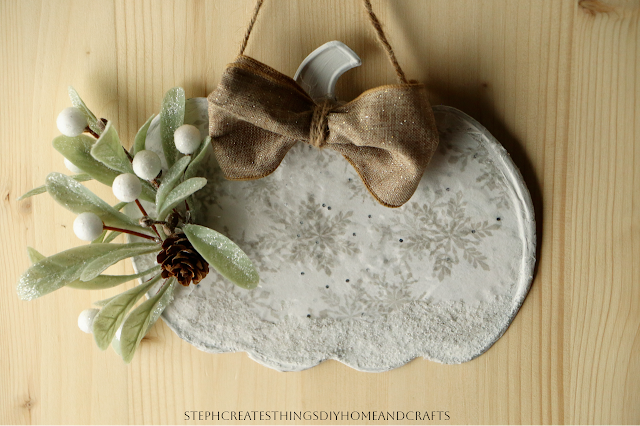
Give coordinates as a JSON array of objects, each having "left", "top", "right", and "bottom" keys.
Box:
[
  {"left": 112, "top": 173, "right": 142, "bottom": 202},
  {"left": 174, "top": 124, "right": 201, "bottom": 154},
  {"left": 132, "top": 150, "right": 162, "bottom": 180},
  {"left": 64, "top": 158, "right": 84, "bottom": 174},
  {"left": 57, "top": 107, "right": 88, "bottom": 137},
  {"left": 78, "top": 308, "right": 100, "bottom": 334},
  {"left": 73, "top": 212, "right": 104, "bottom": 241}
]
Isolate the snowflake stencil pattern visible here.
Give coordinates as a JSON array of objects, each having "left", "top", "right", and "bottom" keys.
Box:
[
  {"left": 442, "top": 126, "right": 511, "bottom": 210},
  {"left": 375, "top": 191, "right": 501, "bottom": 281},
  {"left": 241, "top": 194, "right": 360, "bottom": 276}
]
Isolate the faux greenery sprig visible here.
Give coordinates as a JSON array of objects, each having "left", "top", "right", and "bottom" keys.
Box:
[{"left": 17, "top": 86, "right": 259, "bottom": 363}]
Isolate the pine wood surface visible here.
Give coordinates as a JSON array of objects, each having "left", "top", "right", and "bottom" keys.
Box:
[{"left": 1, "top": 0, "right": 639, "bottom": 424}]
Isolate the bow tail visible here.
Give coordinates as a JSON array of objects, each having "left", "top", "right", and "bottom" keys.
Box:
[{"left": 330, "top": 144, "right": 425, "bottom": 208}]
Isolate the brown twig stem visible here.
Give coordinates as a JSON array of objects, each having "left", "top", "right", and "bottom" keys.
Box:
[
  {"left": 102, "top": 225, "right": 157, "bottom": 241},
  {"left": 134, "top": 199, "right": 162, "bottom": 240},
  {"left": 84, "top": 126, "right": 100, "bottom": 139},
  {"left": 155, "top": 278, "right": 168, "bottom": 295}
]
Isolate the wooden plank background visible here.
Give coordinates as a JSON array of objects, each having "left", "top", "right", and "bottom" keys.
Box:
[{"left": 1, "top": 0, "right": 639, "bottom": 423}]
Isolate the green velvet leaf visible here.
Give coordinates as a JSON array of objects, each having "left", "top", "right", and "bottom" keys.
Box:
[
  {"left": 155, "top": 155, "right": 190, "bottom": 214},
  {"left": 183, "top": 97, "right": 209, "bottom": 137},
  {"left": 79, "top": 242, "right": 160, "bottom": 282},
  {"left": 45, "top": 172, "right": 152, "bottom": 235},
  {"left": 183, "top": 137, "right": 210, "bottom": 222},
  {"left": 120, "top": 278, "right": 176, "bottom": 363},
  {"left": 182, "top": 224, "right": 259, "bottom": 289},
  {"left": 73, "top": 173, "right": 94, "bottom": 182},
  {"left": 184, "top": 136, "right": 211, "bottom": 181},
  {"left": 144, "top": 282, "right": 175, "bottom": 335},
  {"left": 18, "top": 173, "right": 92, "bottom": 200},
  {"left": 160, "top": 87, "right": 185, "bottom": 168},
  {"left": 16, "top": 244, "right": 120, "bottom": 300},
  {"left": 113, "top": 201, "right": 128, "bottom": 211},
  {"left": 52, "top": 135, "right": 155, "bottom": 202},
  {"left": 68, "top": 265, "right": 161, "bottom": 291},
  {"left": 93, "top": 295, "right": 118, "bottom": 307},
  {"left": 90, "top": 121, "right": 133, "bottom": 174},
  {"left": 26, "top": 247, "right": 46, "bottom": 264},
  {"left": 133, "top": 114, "right": 155, "bottom": 156},
  {"left": 19, "top": 186, "right": 47, "bottom": 200},
  {"left": 156, "top": 178, "right": 206, "bottom": 221},
  {"left": 53, "top": 134, "right": 116, "bottom": 180},
  {"left": 111, "top": 327, "right": 124, "bottom": 357},
  {"left": 91, "top": 229, "right": 107, "bottom": 244},
  {"left": 68, "top": 86, "right": 103, "bottom": 136},
  {"left": 102, "top": 231, "right": 122, "bottom": 243},
  {"left": 92, "top": 274, "right": 162, "bottom": 350}
]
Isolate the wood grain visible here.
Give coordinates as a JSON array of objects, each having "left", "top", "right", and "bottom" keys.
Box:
[{"left": 1, "top": 0, "right": 638, "bottom": 423}]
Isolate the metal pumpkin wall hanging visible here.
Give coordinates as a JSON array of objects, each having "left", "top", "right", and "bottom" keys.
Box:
[{"left": 17, "top": 0, "right": 535, "bottom": 370}]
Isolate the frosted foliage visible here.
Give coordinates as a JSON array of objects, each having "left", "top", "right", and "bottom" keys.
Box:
[
  {"left": 18, "top": 244, "right": 117, "bottom": 301},
  {"left": 160, "top": 87, "right": 185, "bottom": 168},
  {"left": 146, "top": 279, "right": 177, "bottom": 334},
  {"left": 120, "top": 279, "right": 177, "bottom": 362},
  {"left": 92, "top": 277, "right": 159, "bottom": 350},
  {"left": 68, "top": 86, "right": 102, "bottom": 135},
  {"left": 64, "top": 158, "right": 84, "bottom": 174},
  {"left": 155, "top": 156, "right": 191, "bottom": 213},
  {"left": 183, "top": 224, "right": 259, "bottom": 289},
  {"left": 90, "top": 122, "right": 132, "bottom": 174},
  {"left": 79, "top": 242, "right": 159, "bottom": 281},
  {"left": 156, "top": 178, "right": 206, "bottom": 220}
]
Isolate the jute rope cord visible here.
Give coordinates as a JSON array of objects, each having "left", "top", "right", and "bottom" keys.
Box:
[
  {"left": 360, "top": 0, "right": 408, "bottom": 84},
  {"left": 309, "top": 99, "right": 333, "bottom": 149},
  {"left": 238, "top": 0, "right": 265, "bottom": 58},
  {"left": 238, "top": 0, "right": 409, "bottom": 85}
]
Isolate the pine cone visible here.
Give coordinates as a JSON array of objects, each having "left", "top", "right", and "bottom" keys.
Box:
[{"left": 157, "top": 232, "right": 209, "bottom": 286}]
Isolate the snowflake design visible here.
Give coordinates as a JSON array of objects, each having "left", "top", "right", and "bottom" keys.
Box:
[
  {"left": 200, "top": 272, "right": 283, "bottom": 322},
  {"left": 241, "top": 194, "right": 360, "bottom": 276},
  {"left": 238, "top": 176, "right": 281, "bottom": 206},
  {"left": 374, "top": 191, "right": 500, "bottom": 281},
  {"left": 367, "top": 269, "right": 421, "bottom": 314},
  {"left": 317, "top": 279, "right": 375, "bottom": 319},
  {"left": 346, "top": 175, "right": 371, "bottom": 203},
  {"left": 442, "top": 129, "right": 511, "bottom": 210},
  {"left": 442, "top": 137, "right": 487, "bottom": 172},
  {"left": 229, "top": 226, "right": 306, "bottom": 278},
  {"left": 315, "top": 268, "right": 423, "bottom": 318}
]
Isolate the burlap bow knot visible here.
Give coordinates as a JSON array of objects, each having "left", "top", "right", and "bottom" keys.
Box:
[
  {"left": 309, "top": 99, "right": 334, "bottom": 149},
  {"left": 208, "top": 56, "right": 439, "bottom": 208}
]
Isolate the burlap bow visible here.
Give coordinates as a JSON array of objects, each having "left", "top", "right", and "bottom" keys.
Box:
[{"left": 208, "top": 55, "right": 439, "bottom": 208}]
